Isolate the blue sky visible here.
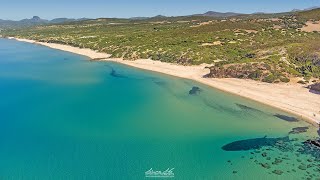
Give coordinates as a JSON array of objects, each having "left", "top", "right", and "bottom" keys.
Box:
[{"left": 1, "top": 0, "right": 320, "bottom": 20}]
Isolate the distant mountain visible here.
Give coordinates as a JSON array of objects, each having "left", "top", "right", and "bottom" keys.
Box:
[
  {"left": 130, "top": 17, "right": 149, "bottom": 20},
  {"left": 291, "top": 9, "right": 301, "bottom": 12},
  {"left": 252, "top": 12, "right": 267, "bottom": 15},
  {"left": 19, "top": 16, "right": 48, "bottom": 25},
  {"left": 194, "top": 11, "right": 243, "bottom": 18},
  {"left": 305, "top": 6, "right": 320, "bottom": 11},
  {"left": 51, "top": 18, "right": 89, "bottom": 24},
  {"left": 291, "top": 6, "right": 320, "bottom": 12},
  {"left": 0, "top": 16, "right": 88, "bottom": 29},
  {"left": 195, "top": 7, "right": 320, "bottom": 18},
  {"left": 50, "top": 18, "right": 75, "bottom": 24}
]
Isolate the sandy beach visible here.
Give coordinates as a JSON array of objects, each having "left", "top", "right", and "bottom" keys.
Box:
[{"left": 12, "top": 37, "right": 320, "bottom": 125}]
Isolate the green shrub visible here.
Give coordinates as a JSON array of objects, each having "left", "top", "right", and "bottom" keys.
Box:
[
  {"left": 280, "top": 77, "right": 290, "bottom": 83},
  {"left": 262, "top": 74, "right": 276, "bottom": 83},
  {"left": 297, "top": 80, "right": 307, "bottom": 84}
]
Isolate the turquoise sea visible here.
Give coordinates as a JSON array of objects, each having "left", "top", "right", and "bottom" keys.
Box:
[{"left": 0, "top": 38, "right": 319, "bottom": 179}]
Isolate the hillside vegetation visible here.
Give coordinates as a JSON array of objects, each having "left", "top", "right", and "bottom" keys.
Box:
[{"left": 2, "top": 9, "right": 320, "bottom": 83}]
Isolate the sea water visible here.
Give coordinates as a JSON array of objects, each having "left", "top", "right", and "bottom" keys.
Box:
[{"left": 0, "top": 39, "right": 319, "bottom": 179}]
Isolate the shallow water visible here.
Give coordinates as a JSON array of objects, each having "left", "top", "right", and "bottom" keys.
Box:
[{"left": 0, "top": 39, "right": 319, "bottom": 179}]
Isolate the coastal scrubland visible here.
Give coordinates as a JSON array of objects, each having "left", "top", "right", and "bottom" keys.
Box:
[{"left": 2, "top": 9, "right": 320, "bottom": 83}]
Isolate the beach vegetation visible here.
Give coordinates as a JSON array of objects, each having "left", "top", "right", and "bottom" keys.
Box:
[{"left": 2, "top": 8, "right": 320, "bottom": 83}]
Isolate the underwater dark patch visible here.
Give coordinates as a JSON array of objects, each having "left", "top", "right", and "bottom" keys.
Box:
[
  {"left": 274, "top": 114, "right": 299, "bottom": 122},
  {"left": 235, "top": 103, "right": 262, "bottom": 112},
  {"left": 204, "top": 99, "right": 240, "bottom": 114},
  {"left": 110, "top": 69, "right": 127, "bottom": 78},
  {"left": 300, "top": 139, "right": 320, "bottom": 159},
  {"left": 222, "top": 136, "right": 290, "bottom": 151},
  {"left": 105, "top": 65, "right": 128, "bottom": 78},
  {"left": 289, "top": 127, "right": 309, "bottom": 134},
  {"left": 189, "top": 86, "right": 201, "bottom": 95},
  {"left": 202, "top": 99, "right": 219, "bottom": 110},
  {"left": 153, "top": 80, "right": 166, "bottom": 86}
]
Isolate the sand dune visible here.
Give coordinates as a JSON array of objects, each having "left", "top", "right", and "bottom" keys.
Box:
[{"left": 301, "top": 21, "right": 320, "bottom": 32}]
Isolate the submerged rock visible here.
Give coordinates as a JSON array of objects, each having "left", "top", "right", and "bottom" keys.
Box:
[
  {"left": 304, "top": 139, "right": 320, "bottom": 148},
  {"left": 272, "top": 170, "right": 283, "bottom": 175},
  {"left": 289, "top": 127, "right": 309, "bottom": 134},
  {"left": 273, "top": 114, "right": 299, "bottom": 122},
  {"left": 272, "top": 158, "right": 283, "bottom": 165},
  {"left": 221, "top": 136, "right": 290, "bottom": 151},
  {"left": 298, "top": 165, "right": 307, "bottom": 170},
  {"left": 235, "top": 103, "right": 262, "bottom": 112},
  {"left": 260, "top": 163, "right": 271, "bottom": 169},
  {"left": 110, "top": 68, "right": 127, "bottom": 78},
  {"left": 189, "top": 86, "right": 201, "bottom": 95},
  {"left": 105, "top": 65, "right": 128, "bottom": 78}
]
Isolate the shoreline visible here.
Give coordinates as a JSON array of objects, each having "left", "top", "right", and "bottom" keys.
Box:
[{"left": 8, "top": 37, "right": 320, "bottom": 126}]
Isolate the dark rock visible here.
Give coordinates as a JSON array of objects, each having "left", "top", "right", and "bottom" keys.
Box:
[
  {"left": 307, "top": 164, "right": 313, "bottom": 168},
  {"left": 282, "top": 157, "right": 290, "bottom": 160},
  {"left": 235, "top": 103, "right": 262, "bottom": 112},
  {"left": 105, "top": 65, "right": 128, "bottom": 78},
  {"left": 260, "top": 163, "right": 271, "bottom": 169},
  {"left": 222, "top": 136, "right": 290, "bottom": 151},
  {"left": 304, "top": 139, "right": 320, "bottom": 148},
  {"left": 204, "top": 63, "right": 270, "bottom": 81},
  {"left": 308, "top": 83, "right": 320, "bottom": 92},
  {"left": 189, "top": 86, "right": 201, "bottom": 95},
  {"left": 289, "top": 127, "right": 309, "bottom": 134},
  {"left": 307, "top": 159, "right": 313, "bottom": 162},
  {"left": 245, "top": 53, "right": 256, "bottom": 58},
  {"left": 298, "top": 165, "right": 307, "bottom": 170},
  {"left": 110, "top": 69, "right": 126, "bottom": 78},
  {"left": 177, "top": 58, "right": 192, "bottom": 65},
  {"left": 272, "top": 158, "right": 283, "bottom": 165},
  {"left": 274, "top": 114, "right": 299, "bottom": 122},
  {"left": 272, "top": 170, "right": 283, "bottom": 175},
  {"left": 233, "top": 171, "right": 238, "bottom": 174}
]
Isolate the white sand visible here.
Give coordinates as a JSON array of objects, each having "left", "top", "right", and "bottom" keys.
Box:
[
  {"left": 11, "top": 37, "right": 320, "bottom": 126},
  {"left": 14, "top": 38, "right": 111, "bottom": 59}
]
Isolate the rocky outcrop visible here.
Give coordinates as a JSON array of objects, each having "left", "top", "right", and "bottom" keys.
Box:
[
  {"left": 308, "top": 83, "right": 320, "bottom": 92},
  {"left": 204, "top": 63, "right": 290, "bottom": 83},
  {"left": 189, "top": 87, "right": 201, "bottom": 95},
  {"left": 304, "top": 139, "right": 320, "bottom": 148},
  {"left": 205, "top": 64, "right": 263, "bottom": 79}
]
